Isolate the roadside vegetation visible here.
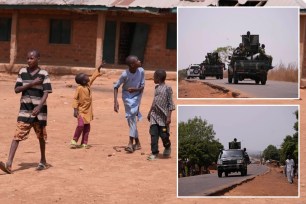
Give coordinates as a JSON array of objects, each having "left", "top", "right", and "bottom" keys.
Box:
[
  {"left": 263, "top": 110, "right": 299, "bottom": 165},
  {"left": 178, "top": 117, "right": 223, "bottom": 177},
  {"left": 178, "top": 69, "right": 187, "bottom": 82},
  {"left": 267, "top": 63, "right": 298, "bottom": 83}
]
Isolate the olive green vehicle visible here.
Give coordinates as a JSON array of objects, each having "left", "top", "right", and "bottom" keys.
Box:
[
  {"left": 228, "top": 32, "right": 273, "bottom": 85},
  {"left": 199, "top": 52, "right": 225, "bottom": 80},
  {"left": 217, "top": 139, "right": 250, "bottom": 178}
]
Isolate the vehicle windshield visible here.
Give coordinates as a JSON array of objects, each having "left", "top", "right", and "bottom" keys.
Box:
[
  {"left": 190, "top": 66, "right": 199, "bottom": 69},
  {"left": 220, "top": 150, "right": 243, "bottom": 158}
]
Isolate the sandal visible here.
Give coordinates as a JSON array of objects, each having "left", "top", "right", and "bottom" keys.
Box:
[
  {"left": 0, "top": 161, "right": 12, "bottom": 174},
  {"left": 36, "top": 163, "right": 49, "bottom": 171},
  {"left": 124, "top": 145, "right": 134, "bottom": 153},
  {"left": 133, "top": 144, "right": 142, "bottom": 151}
]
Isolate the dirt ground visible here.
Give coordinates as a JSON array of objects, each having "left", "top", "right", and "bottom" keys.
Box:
[
  {"left": 222, "top": 165, "right": 298, "bottom": 196},
  {"left": 178, "top": 80, "right": 248, "bottom": 98},
  {"left": 0, "top": 72, "right": 305, "bottom": 204}
]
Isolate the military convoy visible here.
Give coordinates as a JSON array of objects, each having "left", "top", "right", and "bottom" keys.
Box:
[
  {"left": 217, "top": 138, "right": 250, "bottom": 178},
  {"left": 228, "top": 31, "right": 273, "bottom": 85},
  {"left": 185, "top": 31, "right": 273, "bottom": 85},
  {"left": 199, "top": 52, "right": 225, "bottom": 80}
]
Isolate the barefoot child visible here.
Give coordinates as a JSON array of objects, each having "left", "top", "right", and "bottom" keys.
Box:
[
  {"left": 0, "top": 50, "right": 52, "bottom": 173},
  {"left": 114, "top": 55, "right": 144, "bottom": 153},
  {"left": 70, "top": 64, "right": 105, "bottom": 149},
  {"left": 147, "top": 69, "right": 175, "bottom": 160}
]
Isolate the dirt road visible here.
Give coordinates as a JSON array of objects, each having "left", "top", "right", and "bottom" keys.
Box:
[
  {"left": 0, "top": 72, "right": 305, "bottom": 204},
  {"left": 222, "top": 165, "right": 298, "bottom": 196}
]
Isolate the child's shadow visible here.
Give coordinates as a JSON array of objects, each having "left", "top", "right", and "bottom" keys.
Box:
[
  {"left": 14, "top": 162, "right": 53, "bottom": 172},
  {"left": 13, "top": 162, "right": 38, "bottom": 172}
]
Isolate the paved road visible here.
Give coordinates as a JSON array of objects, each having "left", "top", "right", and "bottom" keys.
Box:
[
  {"left": 178, "top": 164, "right": 269, "bottom": 196},
  {"left": 197, "top": 78, "right": 298, "bottom": 98}
]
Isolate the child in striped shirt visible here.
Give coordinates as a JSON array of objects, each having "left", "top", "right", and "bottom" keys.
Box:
[
  {"left": 0, "top": 50, "right": 52, "bottom": 173},
  {"left": 147, "top": 69, "right": 175, "bottom": 160}
]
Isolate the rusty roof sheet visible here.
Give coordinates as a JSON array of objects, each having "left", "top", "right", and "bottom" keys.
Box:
[{"left": 0, "top": 0, "right": 218, "bottom": 8}]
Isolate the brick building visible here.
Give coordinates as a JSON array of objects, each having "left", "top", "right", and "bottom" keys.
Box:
[
  {"left": 0, "top": 1, "right": 181, "bottom": 73},
  {"left": 301, "top": 11, "right": 306, "bottom": 87}
]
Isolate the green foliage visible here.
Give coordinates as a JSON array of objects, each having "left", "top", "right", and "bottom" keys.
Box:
[
  {"left": 178, "top": 117, "right": 223, "bottom": 169},
  {"left": 279, "top": 111, "right": 299, "bottom": 164},
  {"left": 263, "top": 145, "right": 279, "bottom": 161}
]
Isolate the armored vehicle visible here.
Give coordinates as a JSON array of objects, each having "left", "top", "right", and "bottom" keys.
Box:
[
  {"left": 217, "top": 139, "right": 249, "bottom": 178},
  {"left": 228, "top": 32, "right": 273, "bottom": 85},
  {"left": 199, "top": 52, "right": 225, "bottom": 80},
  {"left": 187, "top": 64, "right": 201, "bottom": 79}
]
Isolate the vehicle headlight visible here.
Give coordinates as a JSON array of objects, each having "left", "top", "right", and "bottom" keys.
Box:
[{"left": 237, "top": 159, "right": 243, "bottom": 164}]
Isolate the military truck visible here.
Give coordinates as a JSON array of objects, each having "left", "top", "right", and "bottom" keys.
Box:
[
  {"left": 217, "top": 139, "right": 249, "bottom": 178},
  {"left": 187, "top": 64, "right": 201, "bottom": 79},
  {"left": 199, "top": 52, "right": 225, "bottom": 80},
  {"left": 228, "top": 32, "right": 273, "bottom": 85}
]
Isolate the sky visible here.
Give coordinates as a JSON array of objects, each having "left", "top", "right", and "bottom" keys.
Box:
[
  {"left": 178, "top": 106, "right": 298, "bottom": 153},
  {"left": 178, "top": 7, "right": 299, "bottom": 69}
]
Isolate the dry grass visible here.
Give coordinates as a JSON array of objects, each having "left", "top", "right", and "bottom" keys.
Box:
[
  {"left": 268, "top": 63, "right": 298, "bottom": 82},
  {"left": 178, "top": 69, "right": 187, "bottom": 82}
]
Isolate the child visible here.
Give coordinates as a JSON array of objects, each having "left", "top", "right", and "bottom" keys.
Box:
[
  {"left": 147, "top": 69, "right": 175, "bottom": 160},
  {"left": 70, "top": 64, "right": 105, "bottom": 149},
  {"left": 0, "top": 50, "right": 52, "bottom": 174},
  {"left": 114, "top": 55, "right": 144, "bottom": 153}
]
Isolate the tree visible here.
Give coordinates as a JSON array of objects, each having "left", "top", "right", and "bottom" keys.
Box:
[
  {"left": 178, "top": 117, "right": 223, "bottom": 171},
  {"left": 263, "top": 145, "right": 279, "bottom": 161},
  {"left": 213, "top": 46, "right": 234, "bottom": 66},
  {"left": 279, "top": 110, "right": 299, "bottom": 164}
]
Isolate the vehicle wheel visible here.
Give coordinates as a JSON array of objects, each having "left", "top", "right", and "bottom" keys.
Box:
[
  {"left": 220, "top": 75, "right": 223, "bottom": 79},
  {"left": 218, "top": 170, "right": 222, "bottom": 178},
  {"left": 241, "top": 169, "right": 247, "bottom": 176},
  {"left": 234, "top": 78, "right": 238, "bottom": 84},
  {"left": 216, "top": 76, "right": 219, "bottom": 79},
  {"left": 255, "top": 79, "right": 259, "bottom": 84},
  {"left": 203, "top": 76, "right": 206, "bottom": 80},
  {"left": 187, "top": 76, "right": 190, "bottom": 79},
  {"left": 228, "top": 76, "right": 232, "bottom": 84},
  {"left": 261, "top": 79, "right": 266, "bottom": 85},
  {"left": 225, "top": 172, "right": 228, "bottom": 177},
  {"left": 261, "top": 74, "right": 267, "bottom": 85}
]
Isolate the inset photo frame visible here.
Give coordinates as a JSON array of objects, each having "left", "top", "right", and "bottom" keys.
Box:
[
  {"left": 177, "top": 7, "right": 299, "bottom": 99},
  {"left": 177, "top": 105, "right": 299, "bottom": 198}
]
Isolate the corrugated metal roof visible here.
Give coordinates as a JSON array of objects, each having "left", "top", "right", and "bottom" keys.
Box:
[
  {"left": 264, "top": 0, "right": 306, "bottom": 7},
  {"left": 178, "top": 0, "right": 218, "bottom": 6},
  {"left": 0, "top": 0, "right": 218, "bottom": 8},
  {"left": 1, "top": 0, "right": 304, "bottom": 8}
]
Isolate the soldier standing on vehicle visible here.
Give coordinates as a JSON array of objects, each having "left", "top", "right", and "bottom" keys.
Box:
[
  {"left": 204, "top": 55, "right": 210, "bottom": 64},
  {"left": 234, "top": 43, "right": 246, "bottom": 57},
  {"left": 243, "top": 31, "right": 251, "bottom": 48},
  {"left": 229, "top": 138, "right": 240, "bottom": 149},
  {"left": 259, "top": 44, "right": 273, "bottom": 66},
  {"left": 243, "top": 148, "right": 250, "bottom": 164}
]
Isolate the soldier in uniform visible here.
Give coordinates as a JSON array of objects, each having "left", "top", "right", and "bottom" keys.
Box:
[
  {"left": 213, "top": 52, "right": 222, "bottom": 64},
  {"left": 234, "top": 43, "right": 246, "bottom": 57},
  {"left": 204, "top": 55, "right": 210, "bottom": 64},
  {"left": 259, "top": 44, "right": 273, "bottom": 66},
  {"left": 243, "top": 31, "right": 251, "bottom": 48}
]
